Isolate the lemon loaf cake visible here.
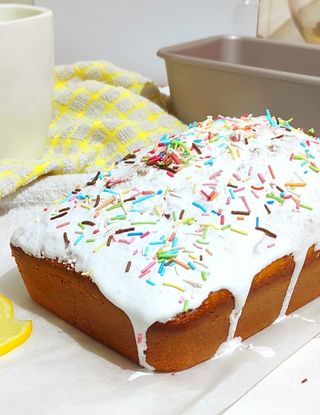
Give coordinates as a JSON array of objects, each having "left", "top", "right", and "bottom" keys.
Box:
[{"left": 11, "top": 112, "right": 320, "bottom": 372}]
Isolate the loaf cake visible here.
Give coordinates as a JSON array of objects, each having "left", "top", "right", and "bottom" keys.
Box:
[{"left": 11, "top": 112, "right": 320, "bottom": 372}]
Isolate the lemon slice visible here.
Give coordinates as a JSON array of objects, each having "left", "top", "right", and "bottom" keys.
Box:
[
  {"left": 0, "top": 317, "right": 32, "bottom": 356},
  {"left": 0, "top": 293, "right": 14, "bottom": 319}
]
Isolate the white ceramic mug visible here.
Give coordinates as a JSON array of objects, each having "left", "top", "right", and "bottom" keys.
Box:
[{"left": 0, "top": 4, "right": 54, "bottom": 160}]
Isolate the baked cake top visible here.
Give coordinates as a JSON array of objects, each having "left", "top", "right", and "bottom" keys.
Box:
[{"left": 11, "top": 112, "right": 320, "bottom": 368}]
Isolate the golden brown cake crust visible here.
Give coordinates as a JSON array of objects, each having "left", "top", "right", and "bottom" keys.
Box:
[
  {"left": 11, "top": 244, "right": 320, "bottom": 372},
  {"left": 287, "top": 247, "right": 320, "bottom": 314},
  {"left": 11, "top": 245, "right": 139, "bottom": 364},
  {"left": 235, "top": 255, "right": 295, "bottom": 339}
]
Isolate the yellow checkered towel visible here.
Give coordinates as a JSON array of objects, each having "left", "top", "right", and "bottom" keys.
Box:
[{"left": 0, "top": 61, "right": 184, "bottom": 199}]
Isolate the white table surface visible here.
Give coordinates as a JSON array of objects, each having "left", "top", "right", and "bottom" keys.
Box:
[
  {"left": 226, "top": 336, "right": 320, "bottom": 414},
  {"left": 1, "top": 175, "right": 320, "bottom": 415}
]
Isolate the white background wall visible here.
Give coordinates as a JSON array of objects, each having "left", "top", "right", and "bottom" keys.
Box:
[
  {"left": 0, "top": 0, "right": 259, "bottom": 84},
  {"left": 35, "top": 0, "right": 259, "bottom": 84}
]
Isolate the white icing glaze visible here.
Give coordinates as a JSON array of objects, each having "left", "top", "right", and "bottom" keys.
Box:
[
  {"left": 279, "top": 247, "right": 309, "bottom": 318},
  {"left": 11, "top": 114, "right": 320, "bottom": 369}
]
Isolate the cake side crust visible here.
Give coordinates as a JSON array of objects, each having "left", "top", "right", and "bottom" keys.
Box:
[
  {"left": 235, "top": 254, "right": 295, "bottom": 339},
  {"left": 12, "top": 244, "right": 320, "bottom": 372},
  {"left": 287, "top": 246, "right": 320, "bottom": 314},
  {"left": 11, "top": 245, "right": 139, "bottom": 364}
]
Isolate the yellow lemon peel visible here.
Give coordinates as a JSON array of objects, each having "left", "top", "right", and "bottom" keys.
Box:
[
  {"left": 0, "top": 293, "right": 14, "bottom": 319},
  {"left": 0, "top": 317, "right": 32, "bottom": 356},
  {"left": 0, "top": 293, "right": 32, "bottom": 356}
]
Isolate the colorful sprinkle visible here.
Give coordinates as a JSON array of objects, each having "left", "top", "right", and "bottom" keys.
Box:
[
  {"left": 163, "top": 282, "right": 185, "bottom": 292},
  {"left": 74, "top": 234, "right": 85, "bottom": 246},
  {"left": 266, "top": 192, "right": 285, "bottom": 204},
  {"left": 255, "top": 226, "right": 277, "bottom": 238},
  {"left": 228, "top": 189, "right": 235, "bottom": 199},
  {"left": 141, "top": 261, "right": 156, "bottom": 274},
  {"left": 192, "top": 201, "right": 207, "bottom": 212},
  {"left": 50, "top": 211, "right": 68, "bottom": 221},
  {"left": 173, "top": 258, "right": 190, "bottom": 270},
  {"left": 63, "top": 232, "right": 70, "bottom": 248},
  {"left": 230, "top": 227, "right": 248, "bottom": 236},
  {"left": 268, "top": 165, "right": 276, "bottom": 179},
  {"left": 115, "top": 227, "right": 135, "bottom": 234},
  {"left": 56, "top": 221, "right": 70, "bottom": 229},
  {"left": 187, "top": 261, "right": 196, "bottom": 270},
  {"left": 125, "top": 261, "right": 132, "bottom": 272}
]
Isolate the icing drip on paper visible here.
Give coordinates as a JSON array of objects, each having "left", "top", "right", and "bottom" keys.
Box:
[{"left": 11, "top": 113, "right": 320, "bottom": 369}]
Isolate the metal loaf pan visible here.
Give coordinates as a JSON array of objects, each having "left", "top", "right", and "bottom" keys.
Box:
[{"left": 157, "top": 36, "right": 320, "bottom": 131}]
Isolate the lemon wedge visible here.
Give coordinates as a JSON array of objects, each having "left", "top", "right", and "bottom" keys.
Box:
[
  {"left": 0, "top": 317, "right": 32, "bottom": 356},
  {"left": 0, "top": 293, "right": 14, "bottom": 319}
]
